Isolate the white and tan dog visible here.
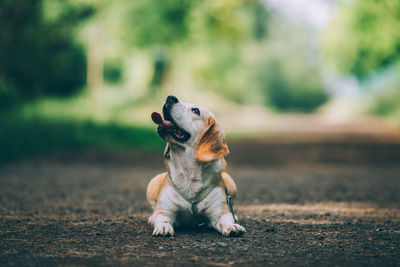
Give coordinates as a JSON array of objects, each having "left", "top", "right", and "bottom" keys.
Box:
[{"left": 146, "top": 95, "right": 246, "bottom": 237}]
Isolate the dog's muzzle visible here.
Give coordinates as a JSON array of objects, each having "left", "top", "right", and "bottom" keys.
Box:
[{"left": 156, "top": 95, "right": 191, "bottom": 143}]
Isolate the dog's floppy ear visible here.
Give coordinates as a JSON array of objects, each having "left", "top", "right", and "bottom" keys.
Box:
[{"left": 195, "top": 118, "right": 229, "bottom": 162}]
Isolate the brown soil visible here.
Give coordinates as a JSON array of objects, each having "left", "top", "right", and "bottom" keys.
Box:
[{"left": 1, "top": 133, "right": 400, "bottom": 266}]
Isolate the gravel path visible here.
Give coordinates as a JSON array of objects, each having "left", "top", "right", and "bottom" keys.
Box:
[{"left": 1, "top": 134, "right": 400, "bottom": 266}]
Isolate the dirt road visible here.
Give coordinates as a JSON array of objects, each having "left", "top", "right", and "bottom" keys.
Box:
[{"left": 1, "top": 132, "right": 400, "bottom": 266}]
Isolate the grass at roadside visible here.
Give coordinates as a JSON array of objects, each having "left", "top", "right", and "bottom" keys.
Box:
[
  {"left": 0, "top": 91, "right": 169, "bottom": 164},
  {"left": 0, "top": 115, "right": 164, "bottom": 164}
]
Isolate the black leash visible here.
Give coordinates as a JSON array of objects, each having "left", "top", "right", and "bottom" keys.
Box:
[{"left": 225, "top": 187, "right": 237, "bottom": 223}]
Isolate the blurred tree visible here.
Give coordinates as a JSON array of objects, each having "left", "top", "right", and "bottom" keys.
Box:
[
  {"left": 123, "top": 0, "right": 265, "bottom": 93},
  {"left": 253, "top": 2, "right": 269, "bottom": 41},
  {"left": 0, "top": 0, "right": 93, "bottom": 108},
  {"left": 259, "top": 59, "right": 328, "bottom": 112},
  {"left": 370, "top": 80, "right": 400, "bottom": 116},
  {"left": 323, "top": 0, "right": 400, "bottom": 77},
  {"left": 191, "top": 0, "right": 265, "bottom": 103},
  {"left": 103, "top": 59, "right": 123, "bottom": 84},
  {"left": 126, "top": 0, "right": 192, "bottom": 47},
  {"left": 125, "top": 0, "right": 193, "bottom": 91},
  {"left": 150, "top": 48, "right": 169, "bottom": 88}
]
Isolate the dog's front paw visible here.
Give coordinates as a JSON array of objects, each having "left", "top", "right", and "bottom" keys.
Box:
[
  {"left": 148, "top": 214, "right": 156, "bottom": 226},
  {"left": 152, "top": 222, "right": 175, "bottom": 237},
  {"left": 222, "top": 223, "right": 246, "bottom": 237}
]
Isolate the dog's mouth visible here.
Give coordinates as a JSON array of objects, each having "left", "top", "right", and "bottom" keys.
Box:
[{"left": 151, "top": 111, "right": 191, "bottom": 143}]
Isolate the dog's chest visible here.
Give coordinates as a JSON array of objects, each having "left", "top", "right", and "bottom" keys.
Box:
[
  {"left": 167, "top": 148, "right": 221, "bottom": 206},
  {"left": 175, "top": 173, "right": 205, "bottom": 199},
  {"left": 169, "top": 157, "right": 209, "bottom": 199}
]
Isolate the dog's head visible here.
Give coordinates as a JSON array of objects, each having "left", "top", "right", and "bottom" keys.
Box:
[{"left": 154, "top": 95, "right": 229, "bottom": 162}]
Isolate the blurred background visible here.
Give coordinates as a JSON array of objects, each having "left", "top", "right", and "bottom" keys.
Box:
[{"left": 1, "top": 0, "right": 400, "bottom": 162}]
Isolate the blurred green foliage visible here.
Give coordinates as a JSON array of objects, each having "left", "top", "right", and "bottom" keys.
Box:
[
  {"left": 0, "top": 113, "right": 164, "bottom": 164},
  {"left": 0, "top": 0, "right": 92, "bottom": 108},
  {"left": 369, "top": 78, "right": 400, "bottom": 116},
  {"left": 0, "top": 0, "right": 333, "bottom": 113},
  {"left": 259, "top": 60, "right": 328, "bottom": 112},
  {"left": 126, "top": 0, "right": 192, "bottom": 47},
  {"left": 324, "top": 0, "right": 400, "bottom": 77},
  {"left": 2, "top": 0, "right": 400, "bottom": 161},
  {"left": 323, "top": 0, "right": 400, "bottom": 123},
  {"left": 104, "top": 60, "right": 124, "bottom": 84}
]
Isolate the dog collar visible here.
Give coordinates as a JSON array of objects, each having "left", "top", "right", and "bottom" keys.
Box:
[{"left": 167, "top": 174, "right": 221, "bottom": 215}]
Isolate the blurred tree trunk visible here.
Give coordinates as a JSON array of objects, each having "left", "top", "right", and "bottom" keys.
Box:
[
  {"left": 149, "top": 46, "right": 169, "bottom": 95},
  {"left": 87, "top": 25, "right": 103, "bottom": 115},
  {"left": 254, "top": 3, "right": 269, "bottom": 41}
]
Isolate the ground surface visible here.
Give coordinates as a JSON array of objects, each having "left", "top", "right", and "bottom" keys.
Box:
[{"left": 1, "top": 129, "right": 400, "bottom": 266}]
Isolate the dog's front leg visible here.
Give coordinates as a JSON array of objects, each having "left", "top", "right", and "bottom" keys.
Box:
[
  {"left": 203, "top": 189, "right": 246, "bottom": 236},
  {"left": 149, "top": 210, "right": 175, "bottom": 237},
  {"left": 211, "top": 212, "right": 246, "bottom": 236},
  {"left": 148, "top": 190, "right": 179, "bottom": 237}
]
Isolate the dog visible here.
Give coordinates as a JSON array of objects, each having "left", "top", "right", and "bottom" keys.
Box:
[{"left": 146, "top": 95, "right": 246, "bottom": 237}]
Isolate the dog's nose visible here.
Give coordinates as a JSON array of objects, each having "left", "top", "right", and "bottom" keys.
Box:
[{"left": 166, "top": 95, "right": 178, "bottom": 104}]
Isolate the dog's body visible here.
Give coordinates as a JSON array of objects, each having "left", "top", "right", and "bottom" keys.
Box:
[{"left": 146, "top": 96, "right": 246, "bottom": 236}]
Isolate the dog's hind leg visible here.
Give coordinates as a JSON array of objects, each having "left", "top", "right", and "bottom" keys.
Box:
[
  {"left": 221, "top": 172, "right": 237, "bottom": 198},
  {"left": 146, "top": 172, "right": 168, "bottom": 209}
]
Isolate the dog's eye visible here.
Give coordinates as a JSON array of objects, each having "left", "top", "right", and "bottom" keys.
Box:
[{"left": 191, "top": 108, "right": 200, "bottom": 116}]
